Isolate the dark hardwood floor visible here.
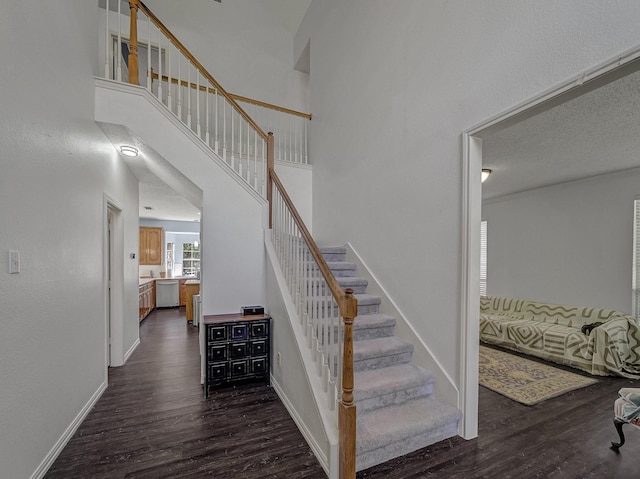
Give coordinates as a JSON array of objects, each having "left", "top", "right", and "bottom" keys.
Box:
[
  {"left": 45, "top": 308, "right": 324, "bottom": 479},
  {"left": 46, "top": 308, "right": 639, "bottom": 478}
]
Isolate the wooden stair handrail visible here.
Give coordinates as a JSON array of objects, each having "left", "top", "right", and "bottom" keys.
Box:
[
  {"left": 269, "top": 169, "right": 347, "bottom": 309},
  {"left": 149, "top": 71, "right": 312, "bottom": 120},
  {"left": 124, "top": 4, "right": 351, "bottom": 476},
  {"left": 270, "top": 166, "right": 357, "bottom": 479},
  {"left": 131, "top": 0, "right": 268, "bottom": 141}
]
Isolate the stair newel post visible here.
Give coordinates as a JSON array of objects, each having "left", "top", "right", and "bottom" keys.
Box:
[
  {"left": 128, "top": 0, "right": 139, "bottom": 85},
  {"left": 339, "top": 288, "right": 358, "bottom": 479},
  {"left": 267, "top": 132, "right": 275, "bottom": 229}
]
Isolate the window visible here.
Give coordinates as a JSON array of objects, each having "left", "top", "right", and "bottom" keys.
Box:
[
  {"left": 182, "top": 242, "right": 200, "bottom": 276},
  {"left": 480, "top": 220, "right": 487, "bottom": 297}
]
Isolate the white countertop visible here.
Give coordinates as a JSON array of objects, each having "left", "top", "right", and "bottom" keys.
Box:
[{"left": 139, "top": 276, "right": 197, "bottom": 286}]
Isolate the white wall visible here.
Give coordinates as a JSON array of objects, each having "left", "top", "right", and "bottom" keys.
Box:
[
  {"left": 484, "top": 168, "right": 640, "bottom": 314},
  {"left": 265, "top": 247, "right": 334, "bottom": 475},
  {"left": 143, "top": 0, "right": 309, "bottom": 112},
  {"left": 96, "top": 82, "right": 267, "bottom": 315},
  {"left": 0, "top": 2, "right": 139, "bottom": 477},
  {"left": 297, "top": 0, "right": 640, "bottom": 389}
]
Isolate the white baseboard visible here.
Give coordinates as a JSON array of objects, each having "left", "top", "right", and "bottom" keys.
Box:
[
  {"left": 31, "top": 381, "right": 108, "bottom": 479},
  {"left": 270, "top": 376, "right": 330, "bottom": 478},
  {"left": 123, "top": 338, "right": 140, "bottom": 364}
]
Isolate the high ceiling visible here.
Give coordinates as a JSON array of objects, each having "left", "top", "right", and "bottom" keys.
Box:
[{"left": 482, "top": 66, "right": 640, "bottom": 200}]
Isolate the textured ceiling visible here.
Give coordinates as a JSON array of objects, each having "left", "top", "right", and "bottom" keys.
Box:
[{"left": 482, "top": 68, "right": 640, "bottom": 200}]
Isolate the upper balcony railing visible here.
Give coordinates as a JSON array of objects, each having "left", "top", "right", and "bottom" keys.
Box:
[{"left": 98, "top": 0, "right": 310, "bottom": 193}]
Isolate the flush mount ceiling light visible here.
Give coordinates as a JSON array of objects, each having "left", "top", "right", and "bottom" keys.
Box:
[
  {"left": 120, "top": 145, "right": 139, "bottom": 157},
  {"left": 481, "top": 169, "right": 492, "bottom": 183}
]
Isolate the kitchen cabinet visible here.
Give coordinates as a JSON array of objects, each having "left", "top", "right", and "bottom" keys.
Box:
[
  {"left": 139, "top": 227, "right": 163, "bottom": 265},
  {"left": 203, "top": 314, "right": 270, "bottom": 398},
  {"left": 138, "top": 280, "right": 156, "bottom": 321},
  {"left": 179, "top": 278, "right": 188, "bottom": 306},
  {"left": 184, "top": 280, "right": 200, "bottom": 322}
]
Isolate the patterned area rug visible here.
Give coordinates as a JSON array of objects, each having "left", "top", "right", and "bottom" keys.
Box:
[{"left": 479, "top": 345, "right": 598, "bottom": 406}]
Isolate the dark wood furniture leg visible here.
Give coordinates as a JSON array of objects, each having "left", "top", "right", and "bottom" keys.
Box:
[{"left": 611, "top": 418, "right": 626, "bottom": 450}]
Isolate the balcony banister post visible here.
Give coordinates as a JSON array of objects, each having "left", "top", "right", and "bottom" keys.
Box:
[
  {"left": 339, "top": 287, "right": 357, "bottom": 479},
  {"left": 267, "top": 132, "right": 275, "bottom": 228},
  {"left": 128, "top": 0, "right": 139, "bottom": 85}
]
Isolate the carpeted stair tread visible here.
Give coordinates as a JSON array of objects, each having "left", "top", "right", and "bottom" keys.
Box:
[
  {"left": 327, "top": 261, "right": 357, "bottom": 277},
  {"left": 320, "top": 246, "right": 347, "bottom": 255},
  {"left": 353, "top": 337, "right": 413, "bottom": 367},
  {"left": 354, "top": 363, "right": 435, "bottom": 402},
  {"left": 353, "top": 313, "right": 396, "bottom": 331},
  {"left": 356, "top": 396, "right": 462, "bottom": 471},
  {"left": 337, "top": 276, "right": 368, "bottom": 293},
  {"left": 353, "top": 294, "right": 381, "bottom": 306}
]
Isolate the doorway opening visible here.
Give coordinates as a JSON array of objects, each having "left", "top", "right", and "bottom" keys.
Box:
[
  {"left": 105, "top": 198, "right": 125, "bottom": 368},
  {"left": 460, "top": 46, "right": 640, "bottom": 439}
]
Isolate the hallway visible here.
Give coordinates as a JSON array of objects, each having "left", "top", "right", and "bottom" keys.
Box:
[{"left": 45, "top": 308, "right": 324, "bottom": 478}]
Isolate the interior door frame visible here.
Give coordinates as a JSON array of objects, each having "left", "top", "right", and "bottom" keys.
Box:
[
  {"left": 459, "top": 44, "right": 640, "bottom": 439},
  {"left": 105, "top": 195, "right": 125, "bottom": 369}
]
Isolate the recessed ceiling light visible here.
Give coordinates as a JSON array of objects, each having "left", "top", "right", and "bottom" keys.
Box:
[{"left": 120, "top": 145, "right": 139, "bottom": 157}]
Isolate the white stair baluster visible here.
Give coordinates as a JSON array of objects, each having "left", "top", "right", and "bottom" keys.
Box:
[
  {"left": 196, "top": 70, "right": 201, "bottom": 138},
  {"left": 166, "top": 43, "right": 172, "bottom": 112},
  {"left": 177, "top": 56, "right": 182, "bottom": 122},
  {"left": 230, "top": 108, "right": 235, "bottom": 170},
  {"left": 147, "top": 17, "right": 151, "bottom": 90},
  {"left": 238, "top": 110, "right": 243, "bottom": 179},
  {"left": 222, "top": 99, "right": 226, "bottom": 161},
  {"left": 205, "top": 81, "right": 210, "bottom": 146},
  {"left": 157, "top": 29, "right": 162, "bottom": 102},
  {"left": 214, "top": 89, "right": 219, "bottom": 153},
  {"left": 304, "top": 117, "right": 308, "bottom": 164},
  {"left": 116, "top": 0, "right": 122, "bottom": 82},
  {"left": 246, "top": 120, "right": 250, "bottom": 186},
  {"left": 187, "top": 62, "right": 192, "bottom": 129},
  {"left": 253, "top": 130, "right": 258, "bottom": 191},
  {"left": 104, "top": 0, "right": 110, "bottom": 79}
]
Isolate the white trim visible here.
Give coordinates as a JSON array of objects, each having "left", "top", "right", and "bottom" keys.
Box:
[
  {"left": 460, "top": 43, "right": 640, "bottom": 441},
  {"left": 30, "top": 381, "right": 108, "bottom": 479},
  {"left": 465, "top": 43, "right": 640, "bottom": 136},
  {"left": 123, "top": 338, "right": 141, "bottom": 364},
  {"left": 344, "top": 243, "right": 459, "bottom": 406},
  {"left": 459, "top": 133, "right": 481, "bottom": 439},
  {"left": 104, "top": 195, "right": 125, "bottom": 367},
  {"left": 95, "top": 77, "right": 266, "bottom": 206}
]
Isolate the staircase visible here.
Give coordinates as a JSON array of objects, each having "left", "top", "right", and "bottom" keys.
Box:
[{"left": 322, "top": 246, "right": 461, "bottom": 472}]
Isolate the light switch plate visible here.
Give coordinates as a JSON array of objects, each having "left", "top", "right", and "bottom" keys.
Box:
[{"left": 9, "top": 250, "right": 20, "bottom": 274}]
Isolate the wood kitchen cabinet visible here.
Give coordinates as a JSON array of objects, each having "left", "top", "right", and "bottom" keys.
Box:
[
  {"left": 179, "top": 278, "right": 188, "bottom": 306},
  {"left": 139, "top": 227, "right": 163, "bottom": 265},
  {"left": 138, "top": 280, "right": 156, "bottom": 321},
  {"left": 184, "top": 280, "right": 200, "bottom": 322}
]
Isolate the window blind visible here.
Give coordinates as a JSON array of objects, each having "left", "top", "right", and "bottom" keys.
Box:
[
  {"left": 480, "top": 220, "right": 487, "bottom": 297},
  {"left": 633, "top": 199, "right": 640, "bottom": 321}
]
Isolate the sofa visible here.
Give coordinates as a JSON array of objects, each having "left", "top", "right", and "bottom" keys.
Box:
[{"left": 480, "top": 296, "right": 640, "bottom": 377}]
